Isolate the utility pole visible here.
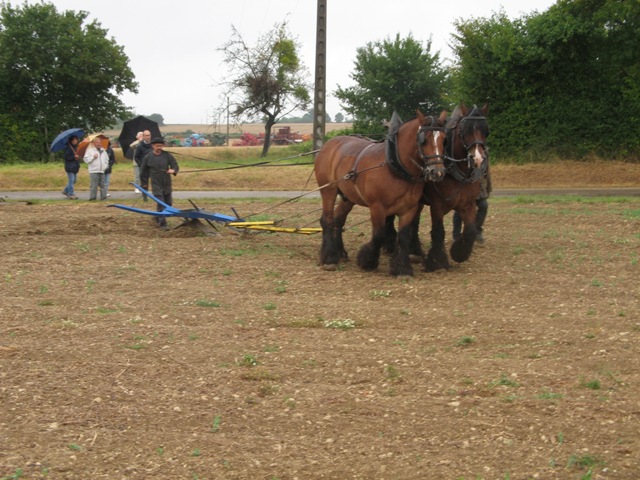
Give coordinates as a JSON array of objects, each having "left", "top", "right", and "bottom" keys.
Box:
[
  {"left": 226, "top": 97, "right": 230, "bottom": 146},
  {"left": 312, "top": 0, "right": 327, "bottom": 156}
]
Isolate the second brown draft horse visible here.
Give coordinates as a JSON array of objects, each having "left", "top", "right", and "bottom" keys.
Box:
[
  {"left": 406, "top": 104, "right": 490, "bottom": 271},
  {"left": 314, "top": 110, "right": 447, "bottom": 277}
]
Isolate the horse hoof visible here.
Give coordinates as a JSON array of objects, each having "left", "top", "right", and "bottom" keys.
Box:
[
  {"left": 408, "top": 254, "right": 422, "bottom": 263},
  {"left": 322, "top": 263, "right": 339, "bottom": 271}
]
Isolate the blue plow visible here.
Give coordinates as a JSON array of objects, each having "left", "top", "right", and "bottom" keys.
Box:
[{"left": 107, "top": 183, "right": 240, "bottom": 224}]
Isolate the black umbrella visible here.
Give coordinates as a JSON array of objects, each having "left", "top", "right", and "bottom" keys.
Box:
[{"left": 118, "top": 116, "right": 162, "bottom": 159}]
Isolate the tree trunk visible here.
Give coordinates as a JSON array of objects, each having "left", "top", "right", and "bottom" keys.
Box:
[{"left": 261, "top": 116, "right": 276, "bottom": 158}]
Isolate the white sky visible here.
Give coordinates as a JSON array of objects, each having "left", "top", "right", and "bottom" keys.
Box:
[{"left": 38, "top": 0, "right": 556, "bottom": 124}]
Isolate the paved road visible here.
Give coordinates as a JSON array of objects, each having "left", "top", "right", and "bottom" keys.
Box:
[{"left": 1, "top": 187, "right": 639, "bottom": 202}]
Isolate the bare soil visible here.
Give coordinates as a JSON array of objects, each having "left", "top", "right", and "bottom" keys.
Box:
[{"left": 1, "top": 185, "right": 639, "bottom": 479}]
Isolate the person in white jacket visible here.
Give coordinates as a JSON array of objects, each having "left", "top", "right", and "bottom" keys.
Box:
[{"left": 83, "top": 136, "right": 110, "bottom": 201}]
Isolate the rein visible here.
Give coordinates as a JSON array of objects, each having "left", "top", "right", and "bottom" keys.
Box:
[{"left": 170, "top": 149, "right": 319, "bottom": 174}]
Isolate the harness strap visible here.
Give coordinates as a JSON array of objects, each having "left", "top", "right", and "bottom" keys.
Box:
[{"left": 343, "top": 143, "right": 382, "bottom": 206}]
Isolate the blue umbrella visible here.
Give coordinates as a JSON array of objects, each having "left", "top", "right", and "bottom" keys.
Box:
[{"left": 49, "top": 128, "right": 85, "bottom": 153}]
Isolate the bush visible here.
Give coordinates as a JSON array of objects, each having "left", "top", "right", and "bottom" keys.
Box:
[{"left": 0, "top": 115, "right": 43, "bottom": 163}]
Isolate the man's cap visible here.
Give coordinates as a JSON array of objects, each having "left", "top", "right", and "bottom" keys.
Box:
[{"left": 150, "top": 137, "right": 165, "bottom": 144}]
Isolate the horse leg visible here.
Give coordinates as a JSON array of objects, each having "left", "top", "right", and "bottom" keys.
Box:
[
  {"left": 390, "top": 211, "right": 416, "bottom": 277},
  {"left": 382, "top": 215, "right": 397, "bottom": 254},
  {"left": 334, "top": 199, "right": 354, "bottom": 261},
  {"left": 450, "top": 204, "right": 477, "bottom": 263},
  {"left": 357, "top": 207, "right": 385, "bottom": 271},
  {"left": 423, "top": 212, "right": 450, "bottom": 272},
  {"left": 319, "top": 188, "right": 342, "bottom": 270},
  {"left": 407, "top": 204, "right": 426, "bottom": 262}
]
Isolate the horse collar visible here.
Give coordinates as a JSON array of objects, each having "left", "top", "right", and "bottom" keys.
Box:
[{"left": 385, "top": 130, "right": 418, "bottom": 183}]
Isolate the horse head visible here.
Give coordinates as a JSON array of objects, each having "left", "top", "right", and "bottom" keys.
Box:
[
  {"left": 447, "top": 103, "right": 489, "bottom": 174},
  {"left": 415, "top": 109, "right": 448, "bottom": 182}
]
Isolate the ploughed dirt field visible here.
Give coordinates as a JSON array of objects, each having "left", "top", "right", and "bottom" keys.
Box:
[{"left": 1, "top": 187, "right": 640, "bottom": 478}]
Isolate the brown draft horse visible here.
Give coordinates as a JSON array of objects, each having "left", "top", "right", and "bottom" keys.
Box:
[
  {"left": 314, "top": 110, "right": 448, "bottom": 277},
  {"left": 402, "top": 104, "right": 490, "bottom": 271}
]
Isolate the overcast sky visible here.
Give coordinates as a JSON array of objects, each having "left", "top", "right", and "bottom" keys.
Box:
[{"left": 39, "top": 0, "right": 557, "bottom": 124}]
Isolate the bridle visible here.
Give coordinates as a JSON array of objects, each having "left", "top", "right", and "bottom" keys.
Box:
[
  {"left": 413, "top": 117, "right": 446, "bottom": 182},
  {"left": 445, "top": 114, "right": 489, "bottom": 183}
]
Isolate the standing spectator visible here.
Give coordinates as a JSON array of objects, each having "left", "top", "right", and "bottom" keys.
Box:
[
  {"left": 134, "top": 130, "right": 152, "bottom": 195},
  {"left": 104, "top": 139, "right": 116, "bottom": 198},
  {"left": 140, "top": 137, "right": 179, "bottom": 229},
  {"left": 452, "top": 170, "right": 492, "bottom": 246},
  {"left": 83, "top": 136, "right": 109, "bottom": 201},
  {"left": 62, "top": 135, "right": 80, "bottom": 200},
  {"left": 130, "top": 131, "right": 143, "bottom": 193}
]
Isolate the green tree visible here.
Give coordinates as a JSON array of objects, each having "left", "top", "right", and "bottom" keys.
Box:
[
  {"left": 334, "top": 112, "right": 344, "bottom": 123},
  {"left": 335, "top": 34, "right": 449, "bottom": 135},
  {"left": 146, "top": 113, "right": 165, "bottom": 126},
  {"left": 218, "top": 21, "right": 311, "bottom": 157},
  {"left": 0, "top": 2, "right": 138, "bottom": 160},
  {"left": 451, "top": 1, "right": 640, "bottom": 159}
]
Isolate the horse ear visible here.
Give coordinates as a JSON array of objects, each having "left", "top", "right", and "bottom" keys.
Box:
[
  {"left": 480, "top": 103, "right": 489, "bottom": 116},
  {"left": 438, "top": 110, "right": 448, "bottom": 123},
  {"left": 459, "top": 103, "right": 469, "bottom": 115}
]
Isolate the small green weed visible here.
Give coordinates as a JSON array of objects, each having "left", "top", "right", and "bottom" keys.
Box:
[
  {"left": 263, "top": 302, "right": 277, "bottom": 311},
  {"left": 489, "top": 374, "right": 519, "bottom": 388},
  {"left": 38, "top": 300, "right": 54, "bottom": 306},
  {"left": 370, "top": 289, "right": 391, "bottom": 298},
  {"left": 196, "top": 299, "right": 221, "bottom": 307},
  {"left": 456, "top": 335, "right": 475, "bottom": 346},
  {"left": 239, "top": 354, "right": 259, "bottom": 367},
  {"left": 211, "top": 415, "right": 222, "bottom": 432},
  {"left": 191, "top": 449, "right": 201, "bottom": 457},
  {"left": 385, "top": 364, "right": 402, "bottom": 382},
  {"left": 275, "top": 280, "right": 288, "bottom": 294},
  {"left": 68, "top": 443, "right": 82, "bottom": 451},
  {"left": 590, "top": 279, "right": 603, "bottom": 287},
  {"left": 538, "top": 390, "right": 563, "bottom": 401},
  {"left": 581, "top": 378, "right": 601, "bottom": 390},
  {"left": 74, "top": 241, "right": 90, "bottom": 253},
  {"left": 96, "top": 307, "right": 118, "bottom": 314},
  {"left": 324, "top": 318, "right": 355, "bottom": 330},
  {"left": 2, "top": 468, "right": 23, "bottom": 479},
  {"left": 567, "top": 454, "right": 601, "bottom": 470}
]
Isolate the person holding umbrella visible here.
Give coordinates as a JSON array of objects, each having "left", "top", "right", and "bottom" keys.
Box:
[
  {"left": 62, "top": 135, "right": 80, "bottom": 200},
  {"left": 140, "top": 137, "right": 179, "bottom": 229},
  {"left": 83, "top": 135, "right": 110, "bottom": 201}
]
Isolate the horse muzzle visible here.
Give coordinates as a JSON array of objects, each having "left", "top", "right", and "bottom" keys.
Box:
[{"left": 425, "top": 162, "right": 446, "bottom": 182}]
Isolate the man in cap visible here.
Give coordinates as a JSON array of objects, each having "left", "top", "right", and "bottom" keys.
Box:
[{"left": 139, "top": 137, "right": 179, "bottom": 229}]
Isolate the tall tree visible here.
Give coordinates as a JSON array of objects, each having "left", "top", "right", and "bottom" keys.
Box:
[
  {"left": 335, "top": 34, "right": 449, "bottom": 135},
  {"left": 218, "top": 22, "right": 311, "bottom": 157},
  {"left": 451, "top": 1, "right": 640, "bottom": 159},
  {"left": 0, "top": 2, "right": 138, "bottom": 159}
]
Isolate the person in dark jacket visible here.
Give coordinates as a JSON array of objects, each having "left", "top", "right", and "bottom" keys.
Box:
[
  {"left": 104, "top": 139, "right": 116, "bottom": 198},
  {"left": 62, "top": 135, "right": 80, "bottom": 200},
  {"left": 140, "top": 137, "right": 179, "bottom": 229}
]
